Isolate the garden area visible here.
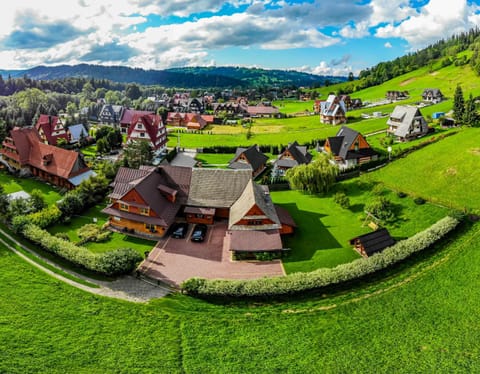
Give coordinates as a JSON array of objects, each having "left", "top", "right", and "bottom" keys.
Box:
[{"left": 271, "top": 177, "right": 450, "bottom": 274}]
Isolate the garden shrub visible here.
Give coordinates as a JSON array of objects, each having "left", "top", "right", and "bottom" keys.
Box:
[
  {"left": 364, "top": 196, "right": 395, "bottom": 223},
  {"left": 414, "top": 197, "right": 426, "bottom": 205},
  {"left": 11, "top": 205, "right": 62, "bottom": 232},
  {"left": 77, "top": 223, "right": 112, "bottom": 245},
  {"left": 333, "top": 192, "right": 350, "bottom": 209},
  {"left": 54, "top": 232, "right": 70, "bottom": 241},
  {"left": 22, "top": 224, "right": 142, "bottom": 276},
  {"left": 181, "top": 216, "right": 460, "bottom": 298},
  {"left": 397, "top": 191, "right": 407, "bottom": 198}
]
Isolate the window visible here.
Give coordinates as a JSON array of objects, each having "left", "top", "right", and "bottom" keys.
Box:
[
  {"left": 247, "top": 220, "right": 263, "bottom": 226},
  {"left": 113, "top": 216, "right": 121, "bottom": 222},
  {"left": 119, "top": 203, "right": 129, "bottom": 211},
  {"left": 140, "top": 207, "right": 150, "bottom": 216},
  {"left": 195, "top": 214, "right": 204, "bottom": 219},
  {"left": 137, "top": 123, "right": 143, "bottom": 129},
  {"left": 140, "top": 132, "right": 145, "bottom": 137},
  {"left": 145, "top": 223, "right": 156, "bottom": 232}
]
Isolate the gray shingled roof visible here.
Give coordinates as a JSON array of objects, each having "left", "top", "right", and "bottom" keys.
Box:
[
  {"left": 387, "top": 105, "right": 428, "bottom": 138},
  {"left": 228, "top": 145, "right": 268, "bottom": 172},
  {"left": 187, "top": 168, "right": 251, "bottom": 208},
  {"left": 228, "top": 180, "right": 281, "bottom": 230},
  {"left": 326, "top": 126, "right": 377, "bottom": 161},
  {"left": 349, "top": 228, "right": 395, "bottom": 256},
  {"left": 274, "top": 141, "right": 312, "bottom": 169}
]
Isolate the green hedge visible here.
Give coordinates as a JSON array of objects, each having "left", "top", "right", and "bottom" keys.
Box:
[
  {"left": 11, "top": 205, "right": 62, "bottom": 232},
  {"left": 22, "top": 224, "right": 142, "bottom": 276},
  {"left": 181, "top": 216, "right": 460, "bottom": 298}
]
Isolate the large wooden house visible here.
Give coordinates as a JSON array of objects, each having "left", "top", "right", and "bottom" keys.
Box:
[
  {"left": 102, "top": 166, "right": 296, "bottom": 255},
  {"left": 320, "top": 95, "right": 347, "bottom": 125},
  {"left": 35, "top": 115, "right": 69, "bottom": 146},
  {"left": 324, "top": 126, "right": 378, "bottom": 169},
  {"left": 126, "top": 113, "right": 167, "bottom": 151},
  {"left": 272, "top": 141, "right": 312, "bottom": 177},
  {"left": 0, "top": 127, "right": 94, "bottom": 189},
  {"left": 387, "top": 105, "right": 428, "bottom": 141},
  {"left": 166, "top": 112, "right": 214, "bottom": 129},
  {"left": 99, "top": 104, "right": 124, "bottom": 125},
  {"left": 228, "top": 145, "right": 268, "bottom": 178},
  {"left": 119, "top": 109, "right": 155, "bottom": 134}
]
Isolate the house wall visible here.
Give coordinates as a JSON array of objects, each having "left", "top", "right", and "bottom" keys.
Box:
[
  {"left": 349, "top": 135, "right": 370, "bottom": 150},
  {"left": 109, "top": 217, "right": 166, "bottom": 237},
  {"left": 216, "top": 208, "right": 230, "bottom": 219},
  {"left": 186, "top": 213, "right": 214, "bottom": 225},
  {"left": 112, "top": 190, "right": 159, "bottom": 218},
  {"left": 30, "top": 166, "right": 73, "bottom": 189},
  {"left": 279, "top": 224, "right": 294, "bottom": 235}
]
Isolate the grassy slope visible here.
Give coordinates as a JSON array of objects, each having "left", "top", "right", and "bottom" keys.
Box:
[
  {"left": 0, "top": 171, "right": 62, "bottom": 205},
  {"left": 2, "top": 221, "right": 480, "bottom": 372},
  {"left": 370, "top": 127, "right": 480, "bottom": 212}
]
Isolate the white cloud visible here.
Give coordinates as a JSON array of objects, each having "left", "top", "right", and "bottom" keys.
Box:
[
  {"left": 375, "top": 0, "right": 475, "bottom": 49},
  {"left": 384, "top": 42, "right": 392, "bottom": 48},
  {"left": 296, "top": 61, "right": 356, "bottom": 77}
]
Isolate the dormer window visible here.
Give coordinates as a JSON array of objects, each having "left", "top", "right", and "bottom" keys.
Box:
[{"left": 137, "top": 123, "right": 143, "bottom": 130}]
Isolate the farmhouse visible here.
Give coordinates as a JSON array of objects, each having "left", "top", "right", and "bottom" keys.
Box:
[
  {"left": 385, "top": 90, "right": 409, "bottom": 101},
  {"left": 272, "top": 141, "right": 312, "bottom": 177},
  {"left": 120, "top": 109, "right": 155, "bottom": 134},
  {"left": 349, "top": 228, "right": 395, "bottom": 257},
  {"left": 324, "top": 126, "right": 378, "bottom": 169},
  {"left": 387, "top": 105, "right": 429, "bottom": 141},
  {"left": 102, "top": 165, "right": 295, "bottom": 255},
  {"left": 228, "top": 145, "right": 268, "bottom": 178},
  {"left": 0, "top": 127, "right": 94, "bottom": 189},
  {"left": 319, "top": 95, "right": 347, "bottom": 125},
  {"left": 99, "top": 104, "right": 124, "bottom": 124},
  {"left": 422, "top": 88, "right": 444, "bottom": 104},
  {"left": 35, "top": 115, "right": 69, "bottom": 146},
  {"left": 126, "top": 113, "right": 167, "bottom": 151}
]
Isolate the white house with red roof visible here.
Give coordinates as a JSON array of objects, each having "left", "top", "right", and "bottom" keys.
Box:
[{"left": 126, "top": 113, "right": 167, "bottom": 151}]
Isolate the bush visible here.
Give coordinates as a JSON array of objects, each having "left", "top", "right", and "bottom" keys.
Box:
[
  {"left": 397, "top": 191, "right": 407, "bottom": 198},
  {"left": 77, "top": 224, "right": 112, "bottom": 245},
  {"left": 181, "top": 216, "right": 460, "bottom": 298},
  {"left": 22, "top": 224, "right": 142, "bottom": 276},
  {"left": 11, "top": 205, "right": 62, "bottom": 232},
  {"left": 372, "top": 183, "right": 385, "bottom": 196},
  {"left": 365, "top": 196, "right": 395, "bottom": 223},
  {"left": 54, "top": 232, "right": 70, "bottom": 241},
  {"left": 414, "top": 197, "right": 426, "bottom": 205},
  {"left": 333, "top": 192, "right": 350, "bottom": 209}
]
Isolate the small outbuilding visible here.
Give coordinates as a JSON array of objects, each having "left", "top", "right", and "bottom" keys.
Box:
[{"left": 349, "top": 228, "right": 395, "bottom": 257}]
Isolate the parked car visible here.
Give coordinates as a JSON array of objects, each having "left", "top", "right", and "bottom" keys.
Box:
[
  {"left": 190, "top": 224, "right": 208, "bottom": 242},
  {"left": 171, "top": 222, "right": 188, "bottom": 239}
]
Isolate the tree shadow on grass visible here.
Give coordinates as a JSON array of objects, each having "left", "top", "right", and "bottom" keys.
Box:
[{"left": 276, "top": 203, "right": 341, "bottom": 262}]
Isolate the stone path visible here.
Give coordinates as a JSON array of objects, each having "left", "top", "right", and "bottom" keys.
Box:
[{"left": 0, "top": 227, "right": 172, "bottom": 303}]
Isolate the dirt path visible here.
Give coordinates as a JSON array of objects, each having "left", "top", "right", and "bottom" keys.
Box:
[{"left": 0, "top": 228, "right": 172, "bottom": 303}]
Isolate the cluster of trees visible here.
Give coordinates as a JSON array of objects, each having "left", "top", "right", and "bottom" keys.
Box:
[
  {"left": 285, "top": 155, "right": 338, "bottom": 194},
  {"left": 453, "top": 85, "right": 479, "bottom": 126}
]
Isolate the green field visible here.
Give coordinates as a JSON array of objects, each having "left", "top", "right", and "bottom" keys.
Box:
[
  {"left": 1, "top": 220, "right": 480, "bottom": 372},
  {"left": 0, "top": 171, "right": 63, "bottom": 205},
  {"left": 371, "top": 127, "right": 480, "bottom": 212},
  {"left": 272, "top": 180, "right": 449, "bottom": 273}
]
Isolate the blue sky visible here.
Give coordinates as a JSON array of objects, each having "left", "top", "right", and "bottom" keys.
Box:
[{"left": 0, "top": 0, "right": 479, "bottom": 76}]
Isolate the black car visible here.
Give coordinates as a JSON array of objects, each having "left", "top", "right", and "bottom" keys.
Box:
[
  {"left": 190, "top": 224, "right": 208, "bottom": 242},
  {"left": 171, "top": 222, "right": 188, "bottom": 239}
]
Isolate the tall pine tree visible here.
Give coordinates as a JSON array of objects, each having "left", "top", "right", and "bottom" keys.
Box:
[
  {"left": 453, "top": 84, "right": 465, "bottom": 125},
  {"left": 463, "top": 93, "right": 479, "bottom": 127}
]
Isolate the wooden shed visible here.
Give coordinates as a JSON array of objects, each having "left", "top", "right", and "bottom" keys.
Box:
[{"left": 349, "top": 228, "right": 395, "bottom": 258}]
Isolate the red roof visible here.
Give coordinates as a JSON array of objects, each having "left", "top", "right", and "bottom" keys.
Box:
[
  {"left": 3, "top": 127, "right": 89, "bottom": 179},
  {"left": 166, "top": 112, "right": 213, "bottom": 126},
  {"left": 35, "top": 115, "right": 69, "bottom": 145},
  {"left": 127, "top": 114, "right": 166, "bottom": 150},
  {"left": 120, "top": 109, "right": 154, "bottom": 125}
]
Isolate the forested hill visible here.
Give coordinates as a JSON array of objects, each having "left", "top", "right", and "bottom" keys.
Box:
[
  {"left": 0, "top": 64, "right": 344, "bottom": 89},
  {"left": 165, "top": 66, "right": 346, "bottom": 87}
]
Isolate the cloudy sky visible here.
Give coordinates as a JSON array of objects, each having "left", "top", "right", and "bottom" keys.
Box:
[{"left": 0, "top": 0, "right": 479, "bottom": 76}]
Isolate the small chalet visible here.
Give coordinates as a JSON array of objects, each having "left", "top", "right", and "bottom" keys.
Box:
[
  {"left": 272, "top": 141, "right": 312, "bottom": 177},
  {"left": 99, "top": 104, "right": 124, "bottom": 124},
  {"left": 35, "top": 115, "right": 69, "bottom": 146},
  {"left": 387, "top": 105, "right": 429, "bottom": 141},
  {"left": 422, "top": 88, "right": 444, "bottom": 104},
  {"left": 67, "top": 123, "right": 89, "bottom": 145},
  {"left": 385, "top": 91, "right": 409, "bottom": 101},
  {"left": 349, "top": 228, "right": 395, "bottom": 257},
  {"left": 103, "top": 166, "right": 296, "bottom": 256},
  {"left": 228, "top": 145, "right": 269, "bottom": 178},
  {"left": 120, "top": 109, "right": 155, "bottom": 134},
  {"left": 0, "top": 127, "right": 94, "bottom": 189},
  {"left": 320, "top": 95, "right": 347, "bottom": 125},
  {"left": 166, "top": 112, "right": 214, "bottom": 129},
  {"left": 126, "top": 113, "right": 167, "bottom": 151},
  {"left": 324, "top": 126, "right": 378, "bottom": 169}
]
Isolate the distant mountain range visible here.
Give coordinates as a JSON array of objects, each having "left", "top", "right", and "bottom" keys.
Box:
[{"left": 0, "top": 64, "right": 346, "bottom": 88}]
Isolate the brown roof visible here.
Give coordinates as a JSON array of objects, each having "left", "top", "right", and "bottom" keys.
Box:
[
  {"left": 227, "top": 229, "right": 283, "bottom": 252},
  {"left": 120, "top": 109, "right": 154, "bottom": 125},
  {"left": 274, "top": 205, "right": 297, "bottom": 227},
  {"left": 184, "top": 206, "right": 216, "bottom": 215},
  {"left": 108, "top": 167, "right": 152, "bottom": 200},
  {"left": 247, "top": 105, "right": 279, "bottom": 116},
  {"left": 7, "top": 127, "right": 90, "bottom": 179},
  {"left": 102, "top": 206, "right": 168, "bottom": 226}
]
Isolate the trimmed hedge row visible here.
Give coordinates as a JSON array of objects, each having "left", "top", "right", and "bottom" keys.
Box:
[
  {"left": 22, "top": 224, "right": 142, "bottom": 276},
  {"left": 181, "top": 216, "right": 460, "bottom": 298},
  {"left": 11, "top": 205, "right": 62, "bottom": 232}
]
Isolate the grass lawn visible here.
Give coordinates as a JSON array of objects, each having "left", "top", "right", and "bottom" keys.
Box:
[
  {"left": 0, "top": 170, "right": 63, "bottom": 205},
  {"left": 195, "top": 153, "right": 235, "bottom": 167},
  {"left": 47, "top": 204, "right": 156, "bottom": 256},
  {"left": 370, "top": 127, "right": 480, "bottom": 212},
  {"left": 271, "top": 179, "right": 449, "bottom": 274},
  {"left": 80, "top": 144, "right": 97, "bottom": 157},
  {"left": 273, "top": 99, "right": 314, "bottom": 114}
]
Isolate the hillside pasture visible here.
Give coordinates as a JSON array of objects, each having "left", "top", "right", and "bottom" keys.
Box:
[{"left": 370, "top": 127, "right": 480, "bottom": 212}]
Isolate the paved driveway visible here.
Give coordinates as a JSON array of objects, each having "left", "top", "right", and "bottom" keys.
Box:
[{"left": 138, "top": 221, "right": 285, "bottom": 287}]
